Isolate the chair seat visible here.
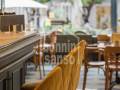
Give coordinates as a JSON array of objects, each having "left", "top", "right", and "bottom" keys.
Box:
[
  {"left": 22, "top": 80, "right": 41, "bottom": 90},
  {"left": 109, "top": 65, "right": 120, "bottom": 70},
  {"left": 88, "top": 61, "right": 105, "bottom": 66}
]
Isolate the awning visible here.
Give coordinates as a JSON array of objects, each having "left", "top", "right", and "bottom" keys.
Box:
[{"left": 5, "top": 0, "right": 48, "bottom": 8}]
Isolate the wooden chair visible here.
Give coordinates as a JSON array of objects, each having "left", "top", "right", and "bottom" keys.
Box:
[
  {"left": 82, "top": 43, "right": 105, "bottom": 90},
  {"left": 75, "top": 40, "right": 86, "bottom": 88},
  {"left": 58, "top": 53, "right": 74, "bottom": 90},
  {"left": 111, "top": 33, "right": 120, "bottom": 44},
  {"left": 54, "top": 39, "right": 78, "bottom": 90},
  {"left": 35, "top": 66, "right": 62, "bottom": 90},
  {"left": 104, "top": 46, "right": 120, "bottom": 90},
  {"left": 33, "top": 37, "right": 45, "bottom": 78},
  {"left": 69, "top": 40, "right": 86, "bottom": 90},
  {"left": 45, "top": 31, "right": 57, "bottom": 65},
  {"left": 49, "top": 31, "right": 57, "bottom": 64},
  {"left": 21, "top": 66, "right": 62, "bottom": 90},
  {"left": 55, "top": 40, "right": 85, "bottom": 90},
  {"left": 58, "top": 40, "right": 85, "bottom": 90},
  {"left": 33, "top": 31, "right": 57, "bottom": 78}
]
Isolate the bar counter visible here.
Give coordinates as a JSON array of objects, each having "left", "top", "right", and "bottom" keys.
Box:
[{"left": 0, "top": 31, "right": 40, "bottom": 90}]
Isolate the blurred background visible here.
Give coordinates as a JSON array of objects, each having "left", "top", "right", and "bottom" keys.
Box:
[{"left": 1, "top": 0, "right": 119, "bottom": 36}]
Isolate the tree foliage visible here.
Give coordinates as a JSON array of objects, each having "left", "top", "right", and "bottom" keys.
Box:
[
  {"left": 36, "top": 0, "right": 50, "bottom": 3},
  {"left": 82, "top": 0, "right": 103, "bottom": 6}
]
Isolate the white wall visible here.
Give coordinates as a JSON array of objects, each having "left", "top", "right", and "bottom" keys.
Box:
[
  {"left": 89, "top": 0, "right": 111, "bottom": 28},
  {"left": 71, "top": 0, "right": 83, "bottom": 28},
  {"left": 89, "top": 5, "right": 97, "bottom": 28}
]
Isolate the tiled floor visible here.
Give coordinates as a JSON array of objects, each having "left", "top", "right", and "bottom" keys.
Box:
[
  {"left": 79, "top": 68, "right": 120, "bottom": 90},
  {"left": 25, "top": 63, "right": 120, "bottom": 90}
]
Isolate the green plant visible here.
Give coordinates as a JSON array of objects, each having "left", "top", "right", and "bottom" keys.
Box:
[
  {"left": 36, "top": 0, "right": 50, "bottom": 3},
  {"left": 82, "top": 0, "right": 103, "bottom": 6}
]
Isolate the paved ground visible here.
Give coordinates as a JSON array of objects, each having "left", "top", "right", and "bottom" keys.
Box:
[{"left": 25, "top": 63, "right": 120, "bottom": 90}]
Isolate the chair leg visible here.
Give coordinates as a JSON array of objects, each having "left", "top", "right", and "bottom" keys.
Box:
[
  {"left": 99, "top": 66, "right": 105, "bottom": 76},
  {"left": 42, "top": 57, "right": 45, "bottom": 76},
  {"left": 83, "top": 66, "right": 88, "bottom": 90},
  {"left": 51, "top": 54, "right": 55, "bottom": 66},
  {"left": 105, "top": 73, "right": 108, "bottom": 90},
  {"left": 33, "top": 54, "right": 37, "bottom": 71},
  {"left": 37, "top": 55, "right": 42, "bottom": 79},
  {"left": 105, "top": 71, "right": 109, "bottom": 90},
  {"left": 109, "top": 71, "right": 113, "bottom": 90},
  {"left": 38, "top": 62, "right": 42, "bottom": 79},
  {"left": 98, "top": 68, "right": 100, "bottom": 74}
]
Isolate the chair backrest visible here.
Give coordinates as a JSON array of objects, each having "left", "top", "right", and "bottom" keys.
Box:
[
  {"left": 104, "top": 46, "right": 120, "bottom": 69},
  {"left": 77, "top": 40, "right": 86, "bottom": 61},
  {"left": 74, "top": 31, "right": 88, "bottom": 35},
  {"left": 50, "top": 31, "right": 57, "bottom": 44},
  {"left": 97, "top": 35, "right": 110, "bottom": 42},
  {"left": 77, "top": 35, "right": 93, "bottom": 44},
  {"left": 75, "top": 40, "right": 86, "bottom": 86},
  {"left": 85, "top": 46, "right": 98, "bottom": 64},
  {"left": 57, "top": 41, "right": 82, "bottom": 90},
  {"left": 112, "top": 33, "right": 120, "bottom": 44},
  {"left": 58, "top": 53, "right": 74, "bottom": 90},
  {"left": 34, "top": 67, "right": 62, "bottom": 90},
  {"left": 68, "top": 40, "right": 86, "bottom": 90}
]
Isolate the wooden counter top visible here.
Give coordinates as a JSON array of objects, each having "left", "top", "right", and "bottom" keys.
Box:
[
  {"left": 0, "top": 31, "right": 38, "bottom": 47},
  {"left": 0, "top": 31, "right": 40, "bottom": 90}
]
